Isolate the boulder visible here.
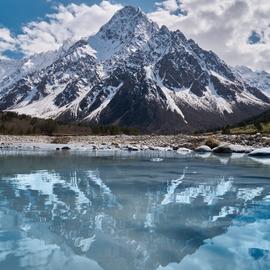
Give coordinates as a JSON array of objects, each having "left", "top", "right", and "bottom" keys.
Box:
[
  {"left": 229, "top": 144, "right": 253, "bottom": 153},
  {"left": 92, "top": 145, "right": 99, "bottom": 150},
  {"left": 176, "top": 148, "right": 192, "bottom": 154},
  {"left": 62, "top": 146, "right": 71, "bottom": 151},
  {"left": 213, "top": 144, "right": 232, "bottom": 154},
  {"left": 213, "top": 144, "right": 253, "bottom": 154},
  {"left": 149, "top": 146, "right": 166, "bottom": 151},
  {"left": 127, "top": 145, "right": 139, "bottom": 152},
  {"left": 248, "top": 148, "right": 270, "bottom": 157},
  {"left": 195, "top": 145, "right": 212, "bottom": 153}
]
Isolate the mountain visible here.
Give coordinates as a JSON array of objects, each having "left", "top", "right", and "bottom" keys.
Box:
[
  {"left": 0, "top": 6, "right": 269, "bottom": 133},
  {"left": 0, "top": 46, "right": 70, "bottom": 96},
  {"left": 235, "top": 66, "right": 270, "bottom": 97}
]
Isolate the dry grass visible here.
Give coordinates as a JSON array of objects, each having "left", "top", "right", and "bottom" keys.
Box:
[
  {"left": 230, "top": 123, "right": 270, "bottom": 135},
  {"left": 204, "top": 136, "right": 221, "bottom": 149}
]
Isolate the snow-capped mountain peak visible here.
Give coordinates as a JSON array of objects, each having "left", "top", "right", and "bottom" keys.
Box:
[
  {"left": 89, "top": 6, "right": 159, "bottom": 61},
  {"left": 235, "top": 66, "right": 270, "bottom": 97},
  {"left": 0, "top": 6, "right": 269, "bottom": 133}
]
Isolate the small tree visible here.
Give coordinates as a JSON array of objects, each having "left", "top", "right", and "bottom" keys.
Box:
[
  {"left": 222, "top": 125, "right": 231, "bottom": 135},
  {"left": 254, "top": 122, "right": 263, "bottom": 132},
  {"left": 37, "top": 120, "right": 57, "bottom": 136}
]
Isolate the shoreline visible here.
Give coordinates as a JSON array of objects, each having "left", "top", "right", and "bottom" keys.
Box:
[{"left": 0, "top": 134, "right": 270, "bottom": 153}]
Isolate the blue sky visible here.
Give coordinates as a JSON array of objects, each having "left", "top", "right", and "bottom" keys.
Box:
[
  {"left": 0, "top": 0, "right": 156, "bottom": 34},
  {"left": 0, "top": 0, "right": 269, "bottom": 71}
]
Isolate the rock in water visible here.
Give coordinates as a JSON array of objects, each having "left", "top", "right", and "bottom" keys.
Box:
[
  {"left": 195, "top": 145, "right": 212, "bottom": 153},
  {"left": 248, "top": 148, "right": 270, "bottom": 157},
  {"left": 213, "top": 144, "right": 253, "bottom": 154}
]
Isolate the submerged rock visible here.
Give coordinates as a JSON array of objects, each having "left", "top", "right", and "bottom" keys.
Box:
[
  {"left": 141, "top": 146, "right": 149, "bottom": 151},
  {"left": 92, "top": 145, "right": 99, "bottom": 150},
  {"left": 195, "top": 145, "right": 212, "bottom": 153},
  {"left": 127, "top": 145, "right": 139, "bottom": 152},
  {"left": 213, "top": 144, "right": 232, "bottom": 154},
  {"left": 249, "top": 148, "right": 270, "bottom": 157},
  {"left": 150, "top": 158, "right": 164, "bottom": 162},
  {"left": 176, "top": 148, "right": 192, "bottom": 154},
  {"left": 62, "top": 146, "right": 71, "bottom": 151},
  {"left": 149, "top": 146, "right": 166, "bottom": 151}
]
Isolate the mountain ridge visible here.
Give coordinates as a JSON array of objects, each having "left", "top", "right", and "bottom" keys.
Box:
[
  {"left": 235, "top": 66, "right": 270, "bottom": 97},
  {"left": 0, "top": 6, "right": 269, "bottom": 133}
]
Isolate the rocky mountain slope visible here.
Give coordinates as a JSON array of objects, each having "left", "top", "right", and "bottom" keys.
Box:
[
  {"left": 0, "top": 6, "right": 269, "bottom": 133},
  {"left": 235, "top": 66, "right": 270, "bottom": 98}
]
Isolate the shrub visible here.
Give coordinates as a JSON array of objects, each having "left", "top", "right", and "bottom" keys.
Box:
[
  {"left": 254, "top": 122, "right": 263, "bottom": 132},
  {"left": 222, "top": 125, "right": 231, "bottom": 134}
]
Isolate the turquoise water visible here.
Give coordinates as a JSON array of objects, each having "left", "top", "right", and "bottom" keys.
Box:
[{"left": 0, "top": 151, "right": 270, "bottom": 270}]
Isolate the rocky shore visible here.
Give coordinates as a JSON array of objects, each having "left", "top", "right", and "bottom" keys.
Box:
[{"left": 0, "top": 134, "right": 270, "bottom": 155}]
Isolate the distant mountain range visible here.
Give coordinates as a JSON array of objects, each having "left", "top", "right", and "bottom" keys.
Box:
[
  {"left": 0, "top": 6, "right": 269, "bottom": 133},
  {"left": 234, "top": 66, "right": 270, "bottom": 98}
]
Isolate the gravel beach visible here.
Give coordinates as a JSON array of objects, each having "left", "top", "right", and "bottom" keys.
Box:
[{"left": 0, "top": 134, "right": 270, "bottom": 152}]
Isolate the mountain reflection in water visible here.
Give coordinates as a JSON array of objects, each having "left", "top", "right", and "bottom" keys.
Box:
[{"left": 0, "top": 152, "right": 270, "bottom": 270}]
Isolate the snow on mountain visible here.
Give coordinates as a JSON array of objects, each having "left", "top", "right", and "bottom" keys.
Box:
[
  {"left": 0, "top": 6, "right": 269, "bottom": 133},
  {"left": 89, "top": 6, "right": 158, "bottom": 61},
  {"left": 235, "top": 66, "right": 270, "bottom": 97},
  {"left": 0, "top": 59, "right": 20, "bottom": 82},
  {"left": 0, "top": 43, "right": 73, "bottom": 95}
]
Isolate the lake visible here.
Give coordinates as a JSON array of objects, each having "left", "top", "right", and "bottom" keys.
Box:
[{"left": 0, "top": 150, "right": 270, "bottom": 270}]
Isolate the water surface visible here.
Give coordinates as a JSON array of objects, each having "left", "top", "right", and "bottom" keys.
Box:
[{"left": 0, "top": 151, "right": 270, "bottom": 270}]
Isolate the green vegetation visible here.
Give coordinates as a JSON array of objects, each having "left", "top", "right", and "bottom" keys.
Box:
[
  {"left": 228, "top": 123, "right": 270, "bottom": 135},
  {"left": 220, "top": 109, "right": 270, "bottom": 135},
  {"left": 0, "top": 111, "right": 139, "bottom": 136}
]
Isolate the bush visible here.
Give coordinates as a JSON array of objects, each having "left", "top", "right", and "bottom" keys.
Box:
[
  {"left": 254, "top": 122, "right": 263, "bottom": 132},
  {"left": 35, "top": 119, "right": 57, "bottom": 136},
  {"left": 222, "top": 125, "right": 231, "bottom": 134},
  {"left": 0, "top": 111, "right": 139, "bottom": 136}
]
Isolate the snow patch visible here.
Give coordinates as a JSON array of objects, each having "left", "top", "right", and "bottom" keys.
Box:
[
  {"left": 155, "top": 74, "right": 187, "bottom": 123},
  {"left": 174, "top": 178, "right": 233, "bottom": 205},
  {"left": 85, "top": 82, "right": 123, "bottom": 121},
  {"left": 212, "top": 206, "right": 238, "bottom": 222},
  {"left": 161, "top": 168, "right": 187, "bottom": 205},
  {"left": 237, "top": 187, "right": 264, "bottom": 202}
]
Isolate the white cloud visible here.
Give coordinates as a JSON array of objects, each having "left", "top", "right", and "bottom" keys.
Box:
[
  {"left": 17, "top": 1, "right": 122, "bottom": 55},
  {"left": 1, "top": 1, "right": 121, "bottom": 59},
  {"left": 0, "top": 28, "right": 17, "bottom": 59},
  {"left": 0, "top": 0, "right": 269, "bottom": 72},
  {"left": 149, "top": 0, "right": 270, "bottom": 71}
]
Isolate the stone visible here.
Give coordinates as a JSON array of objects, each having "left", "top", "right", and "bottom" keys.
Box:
[
  {"left": 195, "top": 145, "right": 212, "bottom": 153},
  {"left": 127, "top": 145, "right": 139, "bottom": 151},
  {"left": 213, "top": 144, "right": 253, "bottom": 154},
  {"left": 248, "top": 148, "right": 270, "bottom": 157},
  {"left": 176, "top": 148, "right": 192, "bottom": 154},
  {"left": 229, "top": 144, "right": 253, "bottom": 153}
]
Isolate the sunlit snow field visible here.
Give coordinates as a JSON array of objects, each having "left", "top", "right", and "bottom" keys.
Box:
[{"left": 0, "top": 150, "right": 270, "bottom": 270}]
